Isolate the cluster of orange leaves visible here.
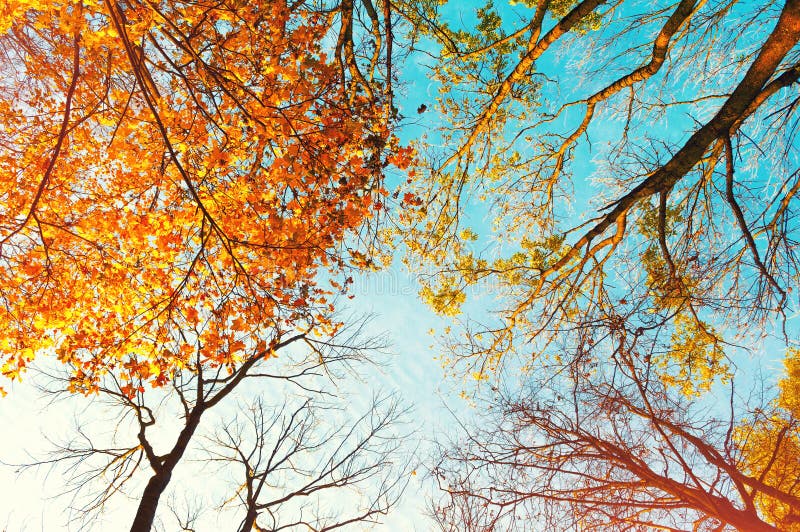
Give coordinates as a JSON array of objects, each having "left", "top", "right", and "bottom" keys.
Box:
[{"left": 0, "top": 0, "right": 409, "bottom": 394}]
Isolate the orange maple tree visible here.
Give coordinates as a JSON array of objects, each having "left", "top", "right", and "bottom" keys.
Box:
[{"left": 0, "top": 0, "right": 408, "bottom": 394}]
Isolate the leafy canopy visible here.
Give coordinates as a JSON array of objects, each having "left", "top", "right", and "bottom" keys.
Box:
[{"left": 0, "top": 0, "right": 409, "bottom": 393}]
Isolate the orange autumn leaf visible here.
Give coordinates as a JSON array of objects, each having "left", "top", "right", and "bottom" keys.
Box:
[{"left": 0, "top": 0, "right": 410, "bottom": 390}]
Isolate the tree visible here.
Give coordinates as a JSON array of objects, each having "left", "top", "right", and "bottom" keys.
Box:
[
  {"left": 205, "top": 393, "right": 407, "bottom": 532},
  {"left": 431, "top": 344, "right": 800, "bottom": 531},
  {"left": 736, "top": 349, "right": 800, "bottom": 530},
  {"left": 0, "top": 0, "right": 410, "bottom": 391},
  {"left": 402, "top": 0, "right": 800, "bottom": 373},
  {"left": 18, "top": 317, "right": 410, "bottom": 531},
  {"left": 396, "top": 0, "right": 800, "bottom": 528},
  {"left": 1, "top": 0, "right": 413, "bottom": 529}
]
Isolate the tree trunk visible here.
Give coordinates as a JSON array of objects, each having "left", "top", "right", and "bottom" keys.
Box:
[
  {"left": 727, "top": 511, "right": 778, "bottom": 532},
  {"left": 129, "top": 472, "right": 174, "bottom": 532},
  {"left": 238, "top": 508, "right": 259, "bottom": 532},
  {"left": 129, "top": 410, "right": 205, "bottom": 532}
]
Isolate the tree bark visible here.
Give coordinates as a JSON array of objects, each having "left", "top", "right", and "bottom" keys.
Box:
[
  {"left": 129, "top": 410, "right": 205, "bottom": 532},
  {"left": 238, "top": 508, "right": 259, "bottom": 532},
  {"left": 548, "top": 0, "right": 800, "bottom": 274}
]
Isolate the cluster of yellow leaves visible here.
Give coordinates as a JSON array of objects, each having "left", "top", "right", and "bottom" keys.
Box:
[
  {"left": 735, "top": 349, "right": 800, "bottom": 530},
  {"left": 420, "top": 279, "right": 467, "bottom": 317},
  {"left": 656, "top": 312, "right": 730, "bottom": 397},
  {"left": 780, "top": 349, "right": 800, "bottom": 417},
  {"left": 0, "top": 0, "right": 411, "bottom": 393}
]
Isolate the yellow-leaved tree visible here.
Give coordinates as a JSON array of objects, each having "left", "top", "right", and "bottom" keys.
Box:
[
  {"left": 399, "top": 0, "right": 800, "bottom": 529},
  {"left": 736, "top": 350, "right": 800, "bottom": 531}
]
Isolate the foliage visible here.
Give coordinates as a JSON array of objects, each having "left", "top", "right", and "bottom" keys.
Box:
[
  {"left": 19, "top": 323, "right": 409, "bottom": 531},
  {"left": 735, "top": 349, "right": 800, "bottom": 531},
  {"left": 0, "top": 0, "right": 409, "bottom": 392},
  {"left": 0, "top": 0, "right": 412, "bottom": 529},
  {"left": 433, "top": 345, "right": 800, "bottom": 531},
  {"left": 400, "top": 0, "right": 800, "bottom": 529},
  {"left": 403, "top": 0, "right": 800, "bottom": 381}
]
